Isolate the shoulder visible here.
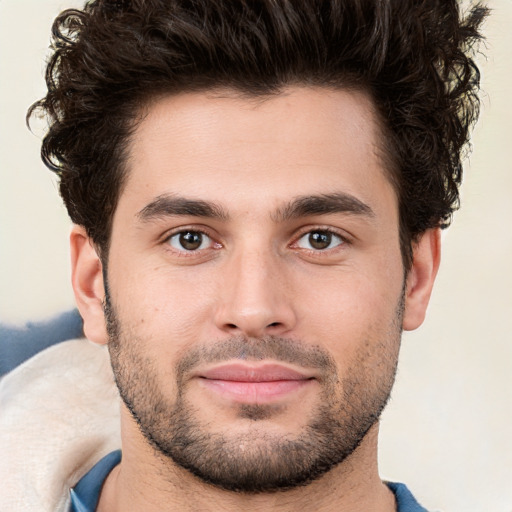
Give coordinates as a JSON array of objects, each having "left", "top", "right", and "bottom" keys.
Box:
[{"left": 0, "top": 338, "right": 121, "bottom": 512}]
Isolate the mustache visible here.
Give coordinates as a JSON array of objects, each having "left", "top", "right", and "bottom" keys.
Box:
[
  {"left": 104, "top": 295, "right": 338, "bottom": 380},
  {"left": 175, "top": 336, "right": 337, "bottom": 378}
]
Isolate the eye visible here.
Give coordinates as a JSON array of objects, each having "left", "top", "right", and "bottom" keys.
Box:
[
  {"left": 167, "top": 230, "right": 212, "bottom": 251},
  {"left": 295, "top": 230, "right": 345, "bottom": 251}
]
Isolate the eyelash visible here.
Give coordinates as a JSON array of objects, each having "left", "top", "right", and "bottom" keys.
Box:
[
  {"left": 162, "top": 227, "right": 220, "bottom": 256},
  {"left": 290, "top": 227, "right": 350, "bottom": 253},
  {"left": 161, "top": 226, "right": 351, "bottom": 256}
]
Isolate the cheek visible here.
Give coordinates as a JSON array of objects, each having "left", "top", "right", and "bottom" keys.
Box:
[
  {"left": 110, "top": 265, "right": 219, "bottom": 352},
  {"left": 301, "top": 269, "right": 402, "bottom": 324},
  {"left": 296, "top": 265, "right": 404, "bottom": 362}
]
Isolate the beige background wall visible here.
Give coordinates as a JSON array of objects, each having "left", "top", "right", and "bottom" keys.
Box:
[{"left": 1, "top": 1, "right": 510, "bottom": 510}]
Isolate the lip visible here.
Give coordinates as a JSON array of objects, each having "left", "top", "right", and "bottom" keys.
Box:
[
  {"left": 197, "top": 363, "right": 315, "bottom": 403},
  {"left": 199, "top": 363, "right": 312, "bottom": 382}
]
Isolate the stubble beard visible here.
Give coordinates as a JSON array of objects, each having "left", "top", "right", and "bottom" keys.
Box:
[{"left": 105, "top": 292, "right": 403, "bottom": 494}]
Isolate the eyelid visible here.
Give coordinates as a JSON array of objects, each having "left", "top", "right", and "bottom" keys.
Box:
[
  {"left": 289, "top": 226, "right": 352, "bottom": 252},
  {"left": 161, "top": 225, "right": 222, "bottom": 252},
  {"left": 168, "top": 232, "right": 212, "bottom": 251},
  {"left": 158, "top": 224, "right": 351, "bottom": 255},
  {"left": 291, "top": 225, "right": 352, "bottom": 242}
]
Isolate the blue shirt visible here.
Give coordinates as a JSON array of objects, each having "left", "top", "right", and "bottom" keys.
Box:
[{"left": 70, "top": 451, "right": 429, "bottom": 512}]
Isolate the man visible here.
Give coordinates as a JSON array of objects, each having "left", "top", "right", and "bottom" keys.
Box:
[{"left": 0, "top": 0, "right": 488, "bottom": 511}]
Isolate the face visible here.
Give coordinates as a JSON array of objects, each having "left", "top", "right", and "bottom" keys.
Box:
[{"left": 101, "top": 87, "right": 407, "bottom": 492}]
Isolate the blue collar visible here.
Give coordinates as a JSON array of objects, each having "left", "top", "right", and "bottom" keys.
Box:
[
  {"left": 70, "top": 450, "right": 121, "bottom": 512},
  {"left": 70, "top": 451, "right": 429, "bottom": 512}
]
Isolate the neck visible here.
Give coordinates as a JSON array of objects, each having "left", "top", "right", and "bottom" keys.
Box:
[{"left": 98, "top": 418, "right": 395, "bottom": 512}]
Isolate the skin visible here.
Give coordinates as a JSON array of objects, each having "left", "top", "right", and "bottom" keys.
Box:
[{"left": 71, "top": 86, "right": 440, "bottom": 511}]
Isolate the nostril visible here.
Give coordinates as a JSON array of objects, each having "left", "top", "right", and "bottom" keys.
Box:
[
  {"left": 226, "top": 323, "right": 238, "bottom": 329},
  {"left": 267, "top": 322, "right": 280, "bottom": 328}
]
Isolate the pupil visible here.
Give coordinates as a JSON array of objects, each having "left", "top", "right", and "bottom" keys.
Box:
[
  {"left": 309, "top": 231, "right": 331, "bottom": 250},
  {"left": 180, "top": 232, "right": 202, "bottom": 250}
]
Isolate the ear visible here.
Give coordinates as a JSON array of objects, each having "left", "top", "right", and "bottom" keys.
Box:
[
  {"left": 70, "top": 225, "right": 108, "bottom": 344},
  {"left": 402, "top": 228, "right": 441, "bottom": 331}
]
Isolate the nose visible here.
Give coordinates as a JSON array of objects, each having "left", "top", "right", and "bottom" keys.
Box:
[{"left": 214, "top": 247, "right": 297, "bottom": 338}]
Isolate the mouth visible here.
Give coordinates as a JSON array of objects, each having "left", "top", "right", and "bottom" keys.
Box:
[{"left": 196, "top": 363, "right": 316, "bottom": 404}]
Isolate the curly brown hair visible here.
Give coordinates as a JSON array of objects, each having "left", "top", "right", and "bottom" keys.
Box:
[{"left": 28, "top": 0, "right": 488, "bottom": 268}]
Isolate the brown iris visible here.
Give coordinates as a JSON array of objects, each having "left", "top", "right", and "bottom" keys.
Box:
[
  {"left": 179, "top": 231, "right": 204, "bottom": 250},
  {"left": 308, "top": 231, "right": 332, "bottom": 250}
]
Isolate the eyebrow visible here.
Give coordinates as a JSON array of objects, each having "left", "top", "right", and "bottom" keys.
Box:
[
  {"left": 136, "top": 192, "right": 375, "bottom": 224},
  {"left": 272, "top": 193, "right": 375, "bottom": 222},
  {"left": 137, "top": 194, "right": 229, "bottom": 222}
]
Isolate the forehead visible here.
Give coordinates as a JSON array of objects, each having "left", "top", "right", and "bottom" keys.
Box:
[{"left": 119, "top": 86, "right": 394, "bottom": 218}]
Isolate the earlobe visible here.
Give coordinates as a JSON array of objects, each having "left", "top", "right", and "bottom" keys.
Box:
[
  {"left": 402, "top": 228, "right": 441, "bottom": 331},
  {"left": 70, "top": 225, "right": 108, "bottom": 344}
]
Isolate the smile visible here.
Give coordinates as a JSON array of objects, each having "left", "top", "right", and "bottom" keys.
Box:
[{"left": 197, "top": 363, "right": 315, "bottom": 403}]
